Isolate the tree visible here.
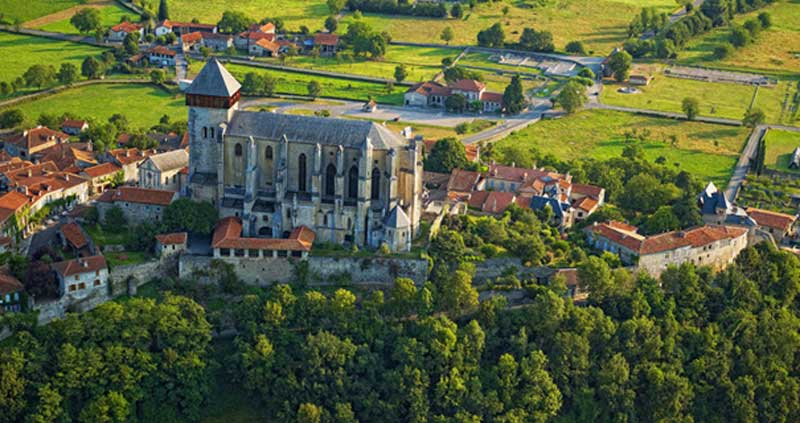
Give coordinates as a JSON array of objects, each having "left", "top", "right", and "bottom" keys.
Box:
[
  {"left": 682, "top": 97, "right": 699, "bottom": 120},
  {"left": 327, "top": 0, "right": 346, "bottom": 14},
  {"left": 103, "top": 205, "right": 127, "bottom": 230},
  {"left": 477, "top": 23, "right": 504, "bottom": 48},
  {"left": 519, "top": 27, "right": 554, "bottom": 52},
  {"left": 163, "top": 198, "right": 218, "bottom": 234},
  {"left": 23, "top": 64, "right": 55, "bottom": 88},
  {"left": 56, "top": 63, "right": 78, "bottom": 85},
  {"left": 555, "top": 80, "right": 587, "bottom": 114},
  {"left": 440, "top": 269, "right": 478, "bottom": 316},
  {"left": 713, "top": 43, "right": 734, "bottom": 59},
  {"left": 424, "top": 138, "right": 468, "bottom": 172},
  {"left": 441, "top": 26, "right": 454, "bottom": 44},
  {"left": 123, "top": 32, "right": 139, "bottom": 55},
  {"left": 0, "top": 109, "right": 24, "bottom": 129},
  {"left": 645, "top": 205, "right": 680, "bottom": 234},
  {"left": 757, "top": 12, "right": 772, "bottom": 29},
  {"left": 394, "top": 65, "right": 407, "bottom": 83},
  {"left": 108, "top": 113, "right": 129, "bottom": 132},
  {"left": 730, "top": 25, "right": 751, "bottom": 47},
  {"left": 324, "top": 15, "right": 338, "bottom": 33},
  {"left": 217, "top": 10, "right": 253, "bottom": 34},
  {"left": 150, "top": 69, "right": 166, "bottom": 84},
  {"left": 81, "top": 57, "right": 105, "bottom": 79},
  {"left": 743, "top": 108, "right": 765, "bottom": 128},
  {"left": 503, "top": 75, "right": 526, "bottom": 115},
  {"left": 445, "top": 93, "right": 467, "bottom": 113},
  {"left": 565, "top": 40, "right": 587, "bottom": 55},
  {"left": 70, "top": 8, "right": 101, "bottom": 34},
  {"left": 25, "top": 260, "right": 59, "bottom": 299},
  {"left": 389, "top": 278, "right": 418, "bottom": 318},
  {"left": 450, "top": 3, "right": 463, "bottom": 18},
  {"left": 307, "top": 80, "right": 321, "bottom": 99},
  {"left": 608, "top": 50, "right": 632, "bottom": 82},
  {"left": 158, "top": 0, "right": 170, "bottom": 21}
]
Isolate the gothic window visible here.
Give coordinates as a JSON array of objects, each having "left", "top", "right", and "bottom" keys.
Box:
[
  {"left": 265, "top": 146, "right": 273, "bottom": 160},
  {"left": 348, "top": 166, "right": 358, "bottom": 199},
  {"left": 298, "top": 154, "right": 307, "bottom": 192},
  {"left": 325, "top": 164, "right": 336, "bottom": 197},
  {"left": 371, "top": 167, "right": 381, "bottom": 200},
  {"left": 235, "top": 143, "right": 243, "bottom": 157}
]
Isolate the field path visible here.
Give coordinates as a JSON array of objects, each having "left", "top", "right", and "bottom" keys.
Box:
[{"left": 22, "top": 0, "right": 113, "bottom": 28}]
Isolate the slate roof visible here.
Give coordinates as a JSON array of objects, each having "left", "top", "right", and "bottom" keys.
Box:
[
  {"left": 227, "top": 111, "right": 406, "bottom": 150},
  {"left": 698, "top": 181, "right": 730, "bottom": 215},
  {"left": 147, "top": 149, "right": 189, "bottom": 172},
  {"left": 385, "top": 206, "right": 410, "bottom": 228},
  {"left": 186, "top": 58, "right": 241, "bottom": 97}
]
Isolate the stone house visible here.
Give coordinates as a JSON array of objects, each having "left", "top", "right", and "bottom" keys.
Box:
[
  {"left": 61, "top": 119, "right": 88, "bottom": 136},
  {"left": 202, "top": 33, "right": 234, "bottom": 51},
  {"left": 138, "top": 149, "right": 189, "bottom": 191},
  {"left": 212, "top": 216, "right": 315, "bottom": 259},
  {"left": 0, "top": 191, "right": 29, "bottom": 238},
  {"left": 58, "top": 222, "right": 93, "bottom": 256},
  {"left": 249, "top": 38, "right": 280, "bottom": 57},
  {"left": 108, "top": 22, "right": 143, "bottom": 42},
  {"left": 404, "top": 79, "right": 505, "bottom": 112},
  {"left": 102, "top": 148, "right": 156, "bottom": 183},
  {"left": 156, "top": 20, "right": 218, "bottom": 37},
  {"left": 181, "top": 31, "right": 204, "bottom": 52},
  {"left": 585, "top": 221, "right": 749, "bottom": 277},
  {"left": 0, "top": 272, "right": 24, "bottom": 313},
  {"left": 746, "top": 207, "right": 797, "bottom": 244},
  {"left": 147, "top": 46, "right": 177, "bottom": 67},
  {"left": 52, "top": 255, "right": 108, "bottom": 300},
  {"left": 80, "top": 162, "right": 122, "bottom": 195},
  {"left": 313, "top": 33, "right": 339, "bottom": 56},
  {"left": 5, "top": 126, "right": 70, "bottom": 159},
  {"left": 155, "top": 232, "right": 187, "bottom": 257},
  {"left": 235, "top": 31, "right": 275, "bottom": 50},
  {"left": 96, "top": 186, "right": 177, "bottom": 225},
  {"left": 3, "top": 162, "right": 90, "bottom": 214}
]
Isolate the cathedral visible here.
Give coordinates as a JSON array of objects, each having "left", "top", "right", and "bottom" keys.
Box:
[{"left": 185, "top": 59, "right": 423, "bottom": 252}]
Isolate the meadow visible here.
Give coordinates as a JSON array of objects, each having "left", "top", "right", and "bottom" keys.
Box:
[
  {"left": 0, "top": 32, "right": 107, "bottom": 84},
  {"left": 258, "top": 54, "right": 439, "bottom": 84},
  {"left": 0, "top": 0, "right": 82, "bottom": 24},
  {"left": 4, "top": 83, "right": 186, "bottom": 128},
  {"left": 763, "top": 129, "right": 800, "bottom": 173},
  {"left": 168, "top": 0, "right": 329, "bottom": 32},
  {"left": 600, "top": 67, "right": 793, "bottom": 124},
  {"left": 677, "top": 0, "right": 800, "bottom": 76},
  {"left": 36, "top": 3, "right": 132, "bottom": 34},
  {"left": 225, "top": 63, "right": 406, "bottom": 105},
  {"left": 493, "top": 109, "right": 749, "bottom": 185}
]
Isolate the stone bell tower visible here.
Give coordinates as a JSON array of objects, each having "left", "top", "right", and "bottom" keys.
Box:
[{"left": 186, "top": 58, "right": 241, "bottom": 203}]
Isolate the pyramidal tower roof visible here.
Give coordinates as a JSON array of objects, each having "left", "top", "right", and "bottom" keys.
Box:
[{"left": 187, "top": 58, "right": 241, "bottom": 97}]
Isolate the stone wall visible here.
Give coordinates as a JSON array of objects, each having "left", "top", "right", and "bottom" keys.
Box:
[
  {"left": 179, "top": 254, "right": 429, "bottom": 286},
  {"left": 109, "top": 256, "right": 178, "bottom": 296},
  {"left": 472, "top": 258, "right": 555, "bottom": 284}
]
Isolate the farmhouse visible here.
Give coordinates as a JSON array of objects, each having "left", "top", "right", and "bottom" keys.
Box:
[
  {"left": 5, "top": 126, "right": 70, "bottom": 159},
  {"left": 58, "top": 222, "right": 92, "bottom": 256},
  {"left": 313, "top": 33, "right": 340, "bottom": 56},
  {"left": 108, "top": 22, "right": 144, "bottom": 42},
  {"left": 96, "top": 186, "right": 177, "bottom": 224},
  {"left": 585, "top": 222, "right": 749, "bottom": 277},
  {"left": 745, "top": 207, "right": 797, "bottom": 243},
  {"left": 155, "top": 232, "right": 187, "bottom": 257},
  {"left": 249, "top": 38, "right": 280, "bottom": 57},
  {"left": 181, "top": 32, "right": 204, "bottom": 52},
  {"left": 147, "top": 46, "right": 177, "bottom": 67},
  {"left": 61, "top": 119, "right": 88, "bottom": 136},
  {"left": 404, "top": 79, "right": 505, "bottom": 112},
  {"left": 155, "top": 20, "right": 218, "bottom": 37},
  {"left": 201, "top": 33, "right": 234, "bottom": 51},
  {"left": 138, "top": 149, "right": 188, "bottom": 191},
  {"left": 52, "top": 255, "right": 108, "bottom": 300}
]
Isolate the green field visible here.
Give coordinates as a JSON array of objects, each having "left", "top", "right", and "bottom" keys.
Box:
[
  {"left": 342, "top": 0, "right": 677, "bottom": 55},
  {"left": 764, "top": 129, "right": 800, "bottom": 173},
  {"left": 678, "top": 1, "right": 800, "bottom": 75},
  {"left": 458, "top": 51, "right": 544, "bottom": 75},
  {"left": 601, "top": 69, "right": 793, "bottom": 124},
  {"left": 36, "top": 4, "right": 131, "bottom": 34},
  {"left": 258, "top": 55, "right": 438, "bottom": 84},
  {"left": 0, "top": 0, "right": 83, "bottom": 23},
  {"left": 5, "top": 83, "right": 186, "bottom": 128},
  {"left": 494, "top": 109, "right": 749, "bottom": 184},
  {"left": 169, "top": 0, "right": 328, "bottom": 32},
  {"left": 0, "top": 32, "right": 107, "bottom": 84},
  {"left": 225, "top": 63, "right": 406, "bottom": 105}
]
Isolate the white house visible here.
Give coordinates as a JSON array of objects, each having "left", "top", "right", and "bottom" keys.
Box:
[
  {"left": 52, "top": 255, "right": 108, "bottom": 300},
  {"left": 138, "top": 149, "right": 188, "bottom": 191},
  {"left": 108, "top": 22, "right": 143, "bottom": 42}
]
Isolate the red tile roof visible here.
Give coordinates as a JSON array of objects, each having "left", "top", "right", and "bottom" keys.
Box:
[
  {"left": 60, "top": 222, "right": 88, "bottom": 250},
  {"left": 155, "top": 232, "right": 187, "bottom": 245},
  {"left": 589, "top": 222, "right": 748, "bottom": 255},
  {"left": 314, "top": 32, "right": 339, "bottom": 45},
  {"left": 451, "top": 79, "right": 486, "bottom": 92},
  {"left": 573, "top": 196, "right": 598, "bottom": 213},
  {"left": 51, "top": 255, "right": 107, "bottom": 278},
  {"left": 250, "top": 22, "right": 275, "bottom": 33},
  {"left": 479, "top": 91, "right": 504, "bottom": 104},
  {"left": 111, "top": 22, "right": 142, "bottom": 33},
  {"left": 480, "top": 191, "right": 516, "bottom": 214},
  {"left": 212, "top": 217, "right": 315, "bottom": 251},
  {"left": 487, "top": 163, "right": 565, "bottom": 183},
  {"left": 0, "top": 272, "right": 23, "bottom": 296},
  {"left": 243, "top": 31, "right": 276, "bottom": 42},
  {"left": 408, "top": 81, "right": 451, "bottom": 97},
  {"left": 572, "top": 183, "right": 604, "bottom": 200},
  {"left": 109, "top": 148, "right": 155, "bottom": 165},
  {"left": 746, "top": 208, "right": 796, "bottom": 232},
  {"left": 97, "top": 186, "right": 176, "bottom": 207},
  {"left": 464, "top": 144, "right": 480, "bottom": 162},
  {"left": 8, "top": 126, "right": 69, "bottom": 150},
  {"left": 588, "top": 221, "right": 645, "bottom": 252},
  {"left": 62, "top": 119, "right": 87, "bottom": 130},
  {"left": 82, "top": 162, "right": 121, "bottom": 179},
  {"left": 255, "top": 38, "right": 280, "bottom": 52},
  {"left": 0, "top": 191, "right": 28, "bottom": 225},
  {"left": 181, "top": 31, "right": 203, "bottom": 44},
  {"left": 148, "top": 45, "right": 176, "bottom": 56},
  {"left": 447, "top": 169, "right": 482, "bottom": 193}
]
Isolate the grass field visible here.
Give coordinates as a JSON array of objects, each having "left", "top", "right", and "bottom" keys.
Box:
[
  {"left": 0, "top": 0, "right": 83, "bottom": 24},
  {"left": 458, "top": 51, "right": 544, "bottom": 74},
  {"left": 677, "top": 1, "right": 800, "bottom": 75},
  {"left": 494, "top": 109, "right": 749, "bottom": 184},
  {"left": 259, "top": 55, "right": 438, "bottom": 84},
  {"left": 169, "top": 0, "right": 328, "bottom": 32},
  {"left": 0, "top": 32, "right": 107, "bottom": 84},
  {"left": 36, "top": 3, "right": 131, "bottom": 34},
  {"left": 601, "top": 68, "right": 793, "bottom": 124},
  {"left": 342, "top": 0, "right": 676, "bottom": 55},
  {"left": 225, "top": 63, "right": 406, "bottom": 105},
  {"left": 764, "top": 129, "right": 800, "bottom": 173},
  {"left": 5, "top": 83, "right": 185, "bottom": 128}
]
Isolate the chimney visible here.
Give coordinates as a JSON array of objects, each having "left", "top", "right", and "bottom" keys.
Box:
[
  {"left": 81, "top": 259, "right": 89, "bottom": 268},
  {"left": 64, "top": 174, "right": 69, "bottom": 182},
  {"left": 125, "top": 150, "right": 131, "bottom": 157},
  {"left": 27, "top": 169, "right": 32, "bottom": 178}
]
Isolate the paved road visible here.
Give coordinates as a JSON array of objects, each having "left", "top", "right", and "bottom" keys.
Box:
[
  {"left": 175, "top": 53, "right": 188, "bottom": 82},
  {"left": 641, "top": 0, "right": 706, "bottom": 40}
]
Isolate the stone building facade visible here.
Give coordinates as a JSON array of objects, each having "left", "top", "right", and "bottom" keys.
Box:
[{"left": 185, "top": 59, "right": 423, "bottom": 251}]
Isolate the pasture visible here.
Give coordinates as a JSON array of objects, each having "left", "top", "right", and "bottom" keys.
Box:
[
  {"left": 0, "top": 32, "right": 107, "bottom": 84},
  {"left": 493, "top": 109, "right": 749, "bottom": 185},
  {"left": 764, "top": 129, "right": 800, "bottom": 173},
  {"left": 0, "top": 0, "right": 82, "bottom": 24},
  {"left": 168, "top": 0, "right": 329, "bottom": 32},
  {"left": 36, "top": 3, "right": 132, "bottom": 34},
  {"left": 224, "top": 63, "right": 406, "bottom": 105},
  {"left": 678, "top": 1, "right": 800, "bottom": 76},
  {"left": 5, "top": 83, "right": 186, "bottom": 128}
]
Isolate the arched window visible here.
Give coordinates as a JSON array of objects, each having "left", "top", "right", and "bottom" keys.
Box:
[
  {"left": 210, "top": 127, "right": 215, "bottom": 139},
  {"left": 371, "top": 167, "right": 381, "bottom": 200},
  {"left": 265, "top": 145, "right": 273, "bottom": 160},
  {"left": 325, "top": 164, "right": 336, "bottom": 197},
  {"left": 348, "top": 166, "right": 358, "bottom": 199},
  {"left": 235, "top": 143, "right": 243, "bottom": 157},
  {"left": 203, "top": 127, "right": 207, "bottom": 138},
  {"left": 298, "top": 154, "right": 307, "bottom": 192}
]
